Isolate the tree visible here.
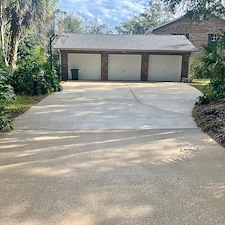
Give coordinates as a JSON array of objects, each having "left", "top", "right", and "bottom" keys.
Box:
[
  {"left": 115, "top": 2, "right": 173, "bottom": 34},
  {"left": 163, "top": 0, "right": 225, "bottom": 19},
  {"left": 0, "top": 0, "right": 8, "bottom": 65},
  {"left": 1, "top": 0, "right": 57, "bottom": 68},
  {"left": 58, "top": 12, "right": 84, "bottom": 34},
  {"left": 200, "top": 32, "right": 225, "bottom": 83},
  {"left": 57, "top": 13, "right": 112, "bottom": 34},
  {"left": 84, "top": 18, "right": 112, "bottom": 34},
  {"left": 196, "top": 31, "right": 225, "bottom": 104}
]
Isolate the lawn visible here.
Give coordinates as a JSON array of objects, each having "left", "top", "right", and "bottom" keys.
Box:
[
  {"left": 191, "top": 78, "right": 210, "bottom": 84},
  {"left": 5, "top": 94, "right": 48, "bottom": 119},
  {"left": 189, "top": 78, "right": 210, "bottom": 95}
]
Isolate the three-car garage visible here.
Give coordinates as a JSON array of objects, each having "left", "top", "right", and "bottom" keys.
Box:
[
  {"left": 55, "top": 34, "right": 196, "bottom": 81},
  {"left": 67, "top": 53, "right": 183, "bottom": 82}
]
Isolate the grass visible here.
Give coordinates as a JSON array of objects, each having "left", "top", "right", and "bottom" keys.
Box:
[
  {"left": 5, "top": 94, "right": 48, "bottom": 119},
  {"left": 191, "top": 78, "right": 210, "bottom": 84},
  {"left": 189, "top": 78, "right": 210, "bottom": 95},
  {"left": 190, "top": 84, "right": 208, "bottom": 94}
]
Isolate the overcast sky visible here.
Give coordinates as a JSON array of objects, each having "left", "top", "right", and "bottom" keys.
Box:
[{"left": 56, "top": 0, "right": 150, "bottom": 29}]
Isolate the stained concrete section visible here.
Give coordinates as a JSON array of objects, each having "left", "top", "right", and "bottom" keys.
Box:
[
  {"left": 0, "top": 129, "right": 225, "bottom": 225},
  {"left": 13, "top": 81, "right": 202, "bottom": 130}
]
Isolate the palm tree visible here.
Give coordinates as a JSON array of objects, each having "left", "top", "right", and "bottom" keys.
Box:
[{"left": 200, "top": 33, "right": 225, "bottom": 83}]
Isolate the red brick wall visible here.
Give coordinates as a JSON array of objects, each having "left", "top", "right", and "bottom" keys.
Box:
[
  {"left": 101, "top": 53, "right": 108, "bottom": 80},
  {"left": 152, "top": 15, "right": 225, "bottom": 57}
]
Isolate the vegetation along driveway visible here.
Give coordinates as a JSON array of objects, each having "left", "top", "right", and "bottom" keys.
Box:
[{"left": 1, "top": 81, "right": 225, "bottom": 225}]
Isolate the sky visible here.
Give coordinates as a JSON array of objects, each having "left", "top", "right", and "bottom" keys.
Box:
[{"left": 56, "top": 0, "right": 150, "bottom": 29}]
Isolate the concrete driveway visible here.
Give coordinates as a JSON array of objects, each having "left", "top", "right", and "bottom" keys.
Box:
[
  {"left": 13, "top": 81, "right": 200, "bottom": 130},
  {"left": 1, "top": 81, "right": 225, "bottom": 225}
]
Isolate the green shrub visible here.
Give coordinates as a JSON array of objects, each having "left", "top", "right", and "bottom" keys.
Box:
[
  {"left": 195, "top": 31, "right": 225, "bottom": 104},
  {"left": 190, "top": 58, "right": 210, "bottom": 79},
  {"left": 190, "top": 58, "right": 200, "bottom": 79},
  {"left": 8, "top": 46, "right": 62, "bottom": 95},
  {"left": 0, "top": 69, "right": 14, "bottom": 131}
]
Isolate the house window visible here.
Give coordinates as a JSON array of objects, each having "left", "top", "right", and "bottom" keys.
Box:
[
  {"left": 208, "top": 34, "right": 219, "bottom": 44},
  {"left": 171, "top": 33, "right": 189, "bottom": 39}
]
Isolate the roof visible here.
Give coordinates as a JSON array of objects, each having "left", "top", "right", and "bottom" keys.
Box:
[
  {"left": 54, "top": 33, "right": 196, "bottom": 53},
  {"left": 146, "top": 16, "right": 183, "bottom": 33}
]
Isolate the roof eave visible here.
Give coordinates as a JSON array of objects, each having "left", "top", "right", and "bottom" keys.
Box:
[{"left": 54, "top": 47, "right": 197, "bottom": 53}]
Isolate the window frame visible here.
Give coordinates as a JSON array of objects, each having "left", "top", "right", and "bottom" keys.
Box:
[
  {"left": 208, "top": 33, "right": 219, "bottom": 44},
  {"left": 171, "top": 33, "right": 190, "bottom": 39}
]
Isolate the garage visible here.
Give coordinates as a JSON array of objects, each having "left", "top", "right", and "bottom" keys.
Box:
[
  {"left": 55, "top": 34, "right": 196, "bottom": 81},
  {"left": 108, "top": 54, "right": 141, "bottom": 80},
  {"left": 148, "top": 55, "right": 182, "bottom": 81},
  {"left": 68, "top": 53, "right": 101, "bottom": 80}
]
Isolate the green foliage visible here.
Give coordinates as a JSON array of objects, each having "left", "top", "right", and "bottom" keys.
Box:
[
  {"left": 195, "top": 31, "right": 225, "bottom": 104},
  {"left": 196, "top": 82, "right": 225, "bottom": 105},
  {"left": 18, "top": 35, "right": 39, "bottom": 60},
  {"left": 58, "top": 13, "right": 112, "bottom": 34},
  {"left": 1, "top": 0, "right": 58, "bottom": 68},
  {"left": 8, "top": 46, "right": 62, "bottom": 95},
  {"left": 85, "top": 18, "right": 112, "bottom": 34},
  {"left": 163, "top": 0, "right": 225, "bottom": 18},
  {"left": 0, "top": 68, "right": 14, "bottom": 131},
  {"left": 115, "top": 3, "right": 173, "bottom": 34},
  {"left": 190, "top": 58, "right": 209, "bottom": 79},
  {"left": 58, "top": 12, "right": 84, "bottom": 34},
  {"left": 196, "top": 95, "right": 211, "bottom": 105}
]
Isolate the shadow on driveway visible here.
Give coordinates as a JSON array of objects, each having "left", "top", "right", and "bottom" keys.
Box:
[{"left": 0, "top": 129, "right": 225, "bottom": 224}]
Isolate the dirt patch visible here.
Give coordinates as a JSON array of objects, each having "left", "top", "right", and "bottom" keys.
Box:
[{"left": 193, "top": 100, "right": 225, "bottom": 147}]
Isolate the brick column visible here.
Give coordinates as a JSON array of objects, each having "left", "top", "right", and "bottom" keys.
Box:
[
  {"left": 61, "top": 51, "right": 68, "bottom": 81},
  {"left": 101, "top": 53, "right": 108, "bottom": 80},
  {"left": 181, "top": 53, "right": 191, "bottom": 79},
  {"left": 141, "top": 53, "right": 149, "bottom": 81}
]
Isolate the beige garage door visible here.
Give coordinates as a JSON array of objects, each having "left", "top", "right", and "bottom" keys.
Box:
[
  {"left": 108, "top": 54, "right": 141, "bottom": 80},
  {"left": 148, "top": 55, "right": 182, "bottom": 81},
  {"left": 68, "top": 53, "right": 101, "bottom": 80}
]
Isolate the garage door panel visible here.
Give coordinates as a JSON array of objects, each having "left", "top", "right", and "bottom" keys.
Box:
[
  {"left": 148, "top": 55, "right": 182, "bottom": 81},
  {"left": 108, "top": 55, "right": 141, "bottom": 80},
  {"left": 68, "top": 54, "right": 101, "bottom": 80}
]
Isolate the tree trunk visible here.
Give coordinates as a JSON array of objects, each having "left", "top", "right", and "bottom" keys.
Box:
[
  {"left": 8, "top": 7, "right": 20, "bottom": 69},
  {"left": 0, "top": 0, "right": 8, "bottom": 65}
]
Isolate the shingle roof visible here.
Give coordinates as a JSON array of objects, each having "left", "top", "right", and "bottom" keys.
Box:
[{"left": 54, "top": 33, "right": 196, "bottom": 52}]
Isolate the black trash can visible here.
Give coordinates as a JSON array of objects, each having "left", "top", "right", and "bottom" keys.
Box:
[{"left": 71, "top": 69, "right": 79, "bottom": 80}]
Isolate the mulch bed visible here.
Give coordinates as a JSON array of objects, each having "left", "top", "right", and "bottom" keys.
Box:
[{"left": 193, "top": 100, "right": 225, "bottom": 147}]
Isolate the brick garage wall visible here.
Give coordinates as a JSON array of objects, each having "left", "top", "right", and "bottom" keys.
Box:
[
  {"left": 141, "top": 53, "right": 149, "bottom": 81},
  {"left": 181, "top": 53, "right": 191, "bottom": 79},
  {"left": 60, "top": 50, "right": 191, "bottom": 81},
  {"left": 101, "top": 53, "right": 108, "bottom": 80},
  {"left": 61, "top": 51, "right": 68, "bottom": 80},
  {"left": 152, "top": 14, "right": 225, "bottom": 58}
]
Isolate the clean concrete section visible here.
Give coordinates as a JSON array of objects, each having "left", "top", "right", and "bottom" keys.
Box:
[
  {"left": 1, "top": 81, "right": 225, "bottom": 225},
  {"left": 13, "top": 82, "right": 201, "bottom": 130}
]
